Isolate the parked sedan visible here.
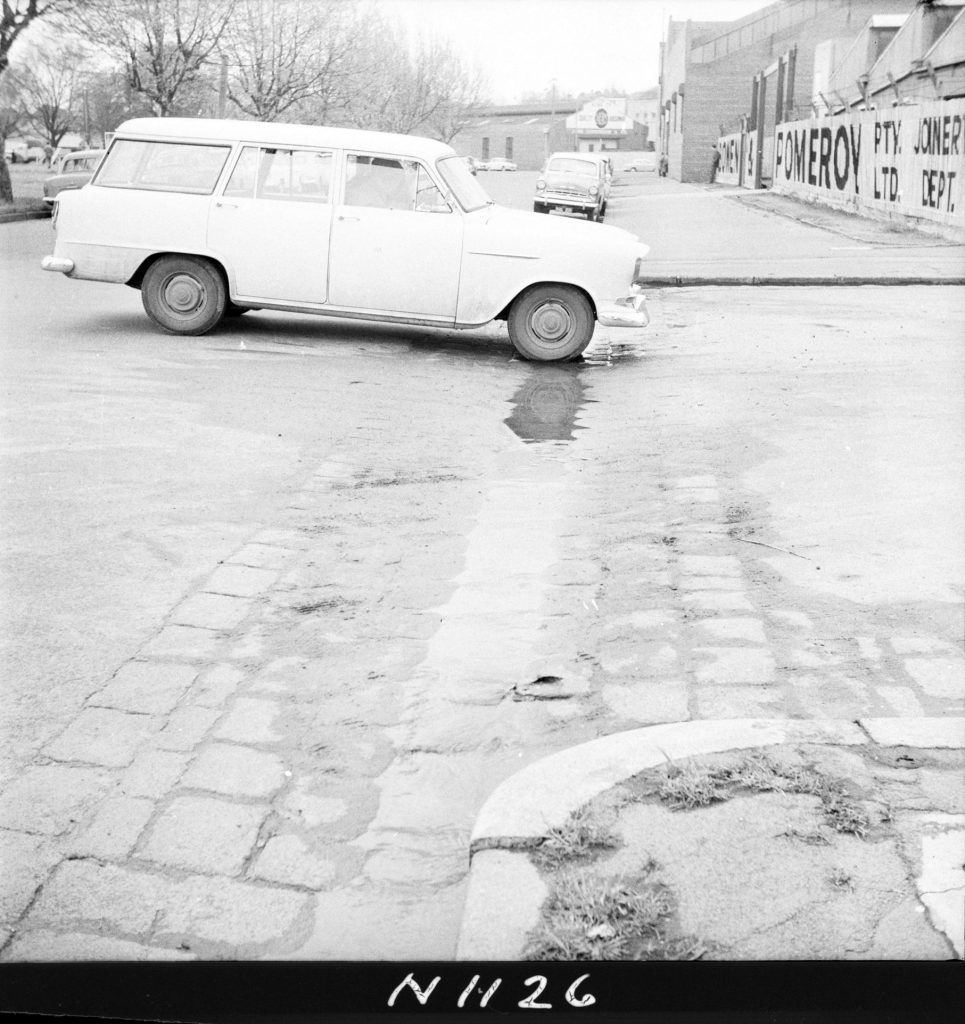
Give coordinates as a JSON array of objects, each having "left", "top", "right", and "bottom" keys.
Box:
[
  {"left": 42, "top": 149, "right": 106, "bottom": 208},
  {"left": 623, "top": 155, "right": 656, "bottom": 172},
  {"left": 535, "top": 152, "right": 609, "bottom": 221},
  {"left": 477, "top": 157, "right": 517, "bottom": 171}
]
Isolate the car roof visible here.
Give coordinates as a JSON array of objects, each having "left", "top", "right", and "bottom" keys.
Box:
[
  {"left": 61, "top": 149, "right": 105, "bottom": 161},
  {"left": 113, "top": 118, "right": 455, "bottom": 162},
  {"left": 547, "top": 152, "right": 600, "bottom": 162}
]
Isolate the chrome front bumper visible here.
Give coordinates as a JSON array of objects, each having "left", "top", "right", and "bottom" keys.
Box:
[
  {"left": 41, "top": 255, "right": 74, "bottom": 274},
  {"left": 597, "top": 291, "right": 649, "bottom": 329},
  {"left": 538, "top": 191, "right": 596, "bottom": 209}
]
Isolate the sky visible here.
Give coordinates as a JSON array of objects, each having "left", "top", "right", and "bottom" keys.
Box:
[{"left": 379, "top": 0, "right": 775, "bottom": 104}]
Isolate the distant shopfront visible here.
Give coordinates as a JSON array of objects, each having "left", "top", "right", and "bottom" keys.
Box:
[{"left": 567, "top": 98, "right": 649, "bottom": 153}]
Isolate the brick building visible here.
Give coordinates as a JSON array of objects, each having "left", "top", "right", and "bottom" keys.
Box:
[
  {"left": 453, "top": 96, "right": 653, "bottom": 170},
  {"left": 658, "top": 0, "right": 914, "bottom": 182},
  {"left": 450, "top": 105, "right": 578, "bottom": 170}
]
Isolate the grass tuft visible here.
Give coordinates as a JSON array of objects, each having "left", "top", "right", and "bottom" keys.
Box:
[
  {"left": 658, "top": 760, "right": 727, "bottom": 809},
  {"left": 524, "top": 872, "right": 694, "bottom": 961},
  {"left": 532, "top": 805, "right": 619, "bottom": 869},
  {"left": 653, "top": 752, "right": 874, "bottom": 838}
]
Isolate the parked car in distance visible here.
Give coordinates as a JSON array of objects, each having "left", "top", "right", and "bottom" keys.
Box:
[
  {"left": 477, "top": 157, "right": 517, "bottom": 171},
  {"left": 42, "top": 117, "right": 650, "bottom": 362},
  {"left": 623, "top": 154, "right": 656, "bottom": 172},
  {"left": 534, "top": 152, "right": 610, "bottom": 221},
  {"left": 6, "top": 139, "right": 45, "bottom": 163},
  {"left": 43, "top": 149, "right": 106, "bottom": 208}
]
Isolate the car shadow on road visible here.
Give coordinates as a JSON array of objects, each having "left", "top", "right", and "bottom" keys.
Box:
[{"left": 207, "top": 309, "right": 516, "bottom": 364}]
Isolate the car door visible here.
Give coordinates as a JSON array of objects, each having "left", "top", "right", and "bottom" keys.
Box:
[
  {"left": 328, "top": 152, "right": 463, "bottom": 321},
  {"left": 207, "top": 145, "right": 334, "bottom": 304}
]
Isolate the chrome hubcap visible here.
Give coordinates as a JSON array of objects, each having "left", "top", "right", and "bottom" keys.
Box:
[
  {"left": 163, "top": 274, "right": 205, "bottom": 315},
  {"left": 531, "top": 301, "right": 571, "bottom": 343}
]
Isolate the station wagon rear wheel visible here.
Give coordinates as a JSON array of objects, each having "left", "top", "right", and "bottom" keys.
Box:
[
  {"left": 507, "top": 284, "right": 594, "bottom": 363},
  {"left": 142, "top": 256, "right": 226, "bottom": 336}
]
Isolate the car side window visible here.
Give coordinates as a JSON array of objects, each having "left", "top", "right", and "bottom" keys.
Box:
[
  {"left": 343, "top": 155, "right": 450, "bottom": 212},
  {"left": 414, "top": 164, "right": 450, "bottom": 213},
  {"left": 96, "top": 140, "right": 230, "bottom": 194},
  {"left": 344, "top": 155, "right": 415, "bottom": 210},
  {"left": 224, "top": 146, "right": 332, "bottom": 202}
]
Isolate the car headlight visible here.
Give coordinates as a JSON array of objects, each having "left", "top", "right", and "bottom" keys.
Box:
[
  {"left": 536, "top": 179, "right": 545, "bottom": 191},
  {"left": 589, "top": 185, "right": 599, "bottom": 196}
]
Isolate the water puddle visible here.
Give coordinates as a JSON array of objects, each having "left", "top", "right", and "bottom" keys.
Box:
[{"left": 503, "top": 365, "right": 592, "bottom": 444}]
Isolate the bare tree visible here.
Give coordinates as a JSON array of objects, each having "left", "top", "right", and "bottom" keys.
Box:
[
  {"left": 1, "top": 0, "right": 80, "bottom": 199},
  {"left": 80, "top": 66, "right": 151, "bottom": 144},
  {"left": 75, "top": 0, "right": 236, "bottom": 116},
  {"left": 1, "top": 0, "right": 77, "bottom": 76},
  {"left": 420, "top": 38, "right": 486, "bottom": 144},
  {"left": 9, "top": 41, "right": 86, "bottom": 150},
  {"left": 344, "top": 27, "right": 485, "bottom": 140},
  {"left": 221, "top": 0, "right": 362, "bottom": 123}
]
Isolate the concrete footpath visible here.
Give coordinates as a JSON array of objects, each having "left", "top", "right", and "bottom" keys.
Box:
[
  {"left": 457, "top": 717, "right": 964, "bottom": 960},
  {"left": 612, "top": 176, "right": 965, "bottom": 284}
]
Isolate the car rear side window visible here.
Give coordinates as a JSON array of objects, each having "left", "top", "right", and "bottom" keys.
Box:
[
  {"left": 224, "top": 146, "right": 333, "bottom": 202},
  {"left": 95, "top": 140, "right": 230, "bottom": 194}
]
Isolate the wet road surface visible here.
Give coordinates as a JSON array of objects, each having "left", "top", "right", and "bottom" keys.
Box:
[{"left": 1, "top": 219, "right": 963, "bottom": 959}]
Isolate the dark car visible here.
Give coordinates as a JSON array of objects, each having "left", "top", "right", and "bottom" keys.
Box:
[{"left": 42, "top": 149, "right": 106, "bottom": 208}]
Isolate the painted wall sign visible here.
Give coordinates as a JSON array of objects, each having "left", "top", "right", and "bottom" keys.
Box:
[
  {"left": 716, "top": 132, "right": 743, "bottom": 185},
  {"left": 771, "top": 99, "right": 964, "bottom": 229},
  {"left": 570, "top": 97, "right": 632, "bottom": 134}
]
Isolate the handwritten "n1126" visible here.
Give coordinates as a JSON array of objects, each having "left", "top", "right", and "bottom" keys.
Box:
[{"left": 388, "top": 972, "right": 596, "bottom": 1009}]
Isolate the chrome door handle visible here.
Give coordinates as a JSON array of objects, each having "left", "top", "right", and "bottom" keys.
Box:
[
  {"left": 216, "top": 201, "right": 239, "bottom": 209},
  {"left": 338, "top": 214, "right": 360, "bottom": 222}
]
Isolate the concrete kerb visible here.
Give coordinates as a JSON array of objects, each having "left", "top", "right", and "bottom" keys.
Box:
[
  {"left": 456, "top": 717, "right": 965, "bottom": 960},
  {"left": 638, "top": 276, "right": 965, "bottom": 287}
]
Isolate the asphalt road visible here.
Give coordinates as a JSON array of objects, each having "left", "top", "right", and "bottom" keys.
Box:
[{"left": 1, "top": 193, "right": 963, "bottom": 959}]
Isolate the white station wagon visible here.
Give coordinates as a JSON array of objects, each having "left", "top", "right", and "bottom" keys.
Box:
[{"left": 42, "top": 118, "right": 650, "bottom": 362}]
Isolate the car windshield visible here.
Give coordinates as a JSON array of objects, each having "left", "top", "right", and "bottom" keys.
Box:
[
  {"left": 436, "top": 155, "right": 491, "bottom": 212},
  {"left": 547, "top": 157, "right": 598, "bottom": 176}
]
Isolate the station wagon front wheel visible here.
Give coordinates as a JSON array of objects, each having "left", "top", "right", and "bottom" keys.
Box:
[
  {"left": 142, "top": 256, "right": 226, "bottom": 336},
  {"left": 507, "top": 285, "right": 594, "bottom": 362}
]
